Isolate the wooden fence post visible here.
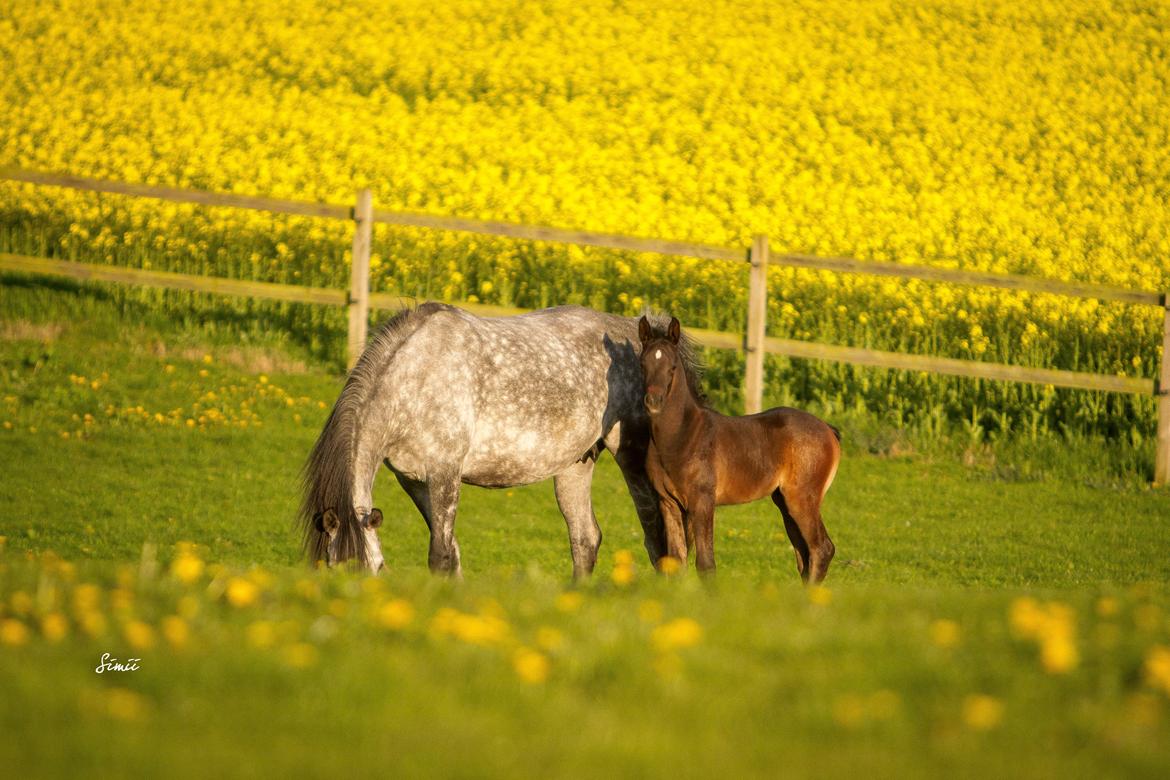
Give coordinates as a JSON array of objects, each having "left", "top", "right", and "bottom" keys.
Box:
[
  {"left": 1155, "top": 294, "right": 1170, "bottom": 486},
  {"left": 744, "top": 235, "right": 769, "bottom": 414},
  {"left": 347, "top": 188, "right": 373, "bottom": 370}
]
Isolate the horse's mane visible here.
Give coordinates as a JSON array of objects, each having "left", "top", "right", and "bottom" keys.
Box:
[
  {"left": 298, "top": 302, "right": 451, "bottom": 566},
  {"left": 640, "top": 311, "right": 708, "bottom": 407}
]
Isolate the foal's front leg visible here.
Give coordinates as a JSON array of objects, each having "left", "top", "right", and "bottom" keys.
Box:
[
  {"left": 658, "top": 497, "right": 687, "bottom": 568},
  {"left": 689, "top": 493, "right": 716, "bottom": 575}
]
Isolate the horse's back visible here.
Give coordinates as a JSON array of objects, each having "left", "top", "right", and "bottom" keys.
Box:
[{"left": 382, "top": 304, "right": 644, "bottom": 485}]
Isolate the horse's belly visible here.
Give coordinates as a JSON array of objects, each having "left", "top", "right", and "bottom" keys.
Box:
[{"left": 462, "top": 422, "right": 597, "bottom": 487}]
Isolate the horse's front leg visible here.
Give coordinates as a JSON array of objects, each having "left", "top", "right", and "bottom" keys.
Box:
[
  {"left": 610, "top": 426, "right": 668, "bottom": 565},
  {"left": 425, "top": 466, "right": 463, "bottom": 578},
  {"left": 554, "top": 459, "right": 602, "bottom": 579}
]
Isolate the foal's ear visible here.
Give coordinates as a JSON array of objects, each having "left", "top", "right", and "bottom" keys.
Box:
[
  {"left": 667, "top": 317, "right": 681, "bottom": 344},
  {"left": 637, "top": 315, "right": 652, "bottom": 345},
  {"left": 366, "top": 508, "right": 384, "bottom": 530},
  {"left": 316, "top": 509, "right": 341, "bottom": 540}
]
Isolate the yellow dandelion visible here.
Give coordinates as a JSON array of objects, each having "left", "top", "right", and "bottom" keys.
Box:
[
  {"left": 1096, "top": 596, "right": 1119, "bottom": 618},
  {"left": 651, "top": 617, "right": 703, "bottom": 652},
  {"left": 247, "top": 621, "right": 276, "bottom": 649},
  {"left": 611, "top": 563, "right": 635, "bottom": 587},
  {"left": 225, "top": 577, "right": 259, "bottom": 608},
  {"left": 10, "top": 591, "right": 33, "bottom": 616},
  {"left": 79, "top": 613, "right": 107, "bottom": 638},
  {"left": 535, "top": 626, "right": 565, "bottom": 652},
  {"left": 1, "top": 618, "right": 30, "bottom": 646},
  {"left": 282, "top": 642, "right": 319, "bottom": 669},
  {"left": 1144, "top": 645, "right": 1170, "bottom": 695},
  {"left": 123, "top": 620, "right": 155, "bottom": 651},
  {"left": 512, "top": 647, "right": 550, "bottom": 684},
  {"left": 808, "top": 585, "right": 832, "bottom": 606},
  {"left": 377, "top": 598, "right": 415, "bottom": 630},
  {"left": 962, "top": 694, "right": 1004, "bottom": 731},
  {"left": 160, "top": 616, "right": 190, "bottom": 649},
  {"left": 929, "top": 619, "right": 961, "bottom": 649},
  {"left": 1040, "top": 635, "right": 1079, "bottom": 674},
  {"left": 41, "top": 613, "right": 69, "bottom": 643},
  {"left": 170, "top": 551, "right": 205, "bottom": 584},
  {"left": 102, "top": 688, "right": 150, "bottom": 722},
  {"left": 657, "top": 556, "right": 682, "bottom": 575},
  {"left": 555, "top": 591, "right": 583, "bottom": 613}
]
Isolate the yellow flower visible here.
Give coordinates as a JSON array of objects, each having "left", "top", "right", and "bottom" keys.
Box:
[
  {"left": 929, "top": 619, "right": 961, "bottom": 649},
  {"left": 170, "top": 551, "right": 205, "bottom": 584},
  {"left": 41, "top": 613, "right": 69, "bottom": 643},
  {"left": 651, "top": 617, "right": 703, "bottom": 652},
  {"left": 512, "top": 647, "right": 550, "bottom": 684},
  {"left": 247, "top": 621, "right": 276, "bottom": 649},
  {"left": 535, "top": 626, "right": 564, "bottom": 652},
  {"left": 225, "top": 577, "right": 259, "bottom": 608},
  {"left": 1, "top": 618, "right": 30, "bottom": 646},
  {"left": 807, "top": 585, "right": 832, "bottom": 606},
  {"left": 377, "top": 598, "right": 415, "bottom": 630},
  {"left": 283, "top": 642, "right": 319, "bottom": 669},
  {"left": 555, "top": 592, "right": 583, "bottom": 613},
  {"left": 123, "top": 620, "right": 156, "bottom": 651},
  {"left": 962, "top": 694, "right": 1004, "bottom": 731},
  {"left": 161, "top": 616, "right": 190, "bottom": 649},
  {"left": 611, "top": 563, "right": 634, "bottom": 587},
  {"left": 1144, "top": 645, "right": 1170, "bottom": 695},
  {"left": 657, "top": 556, "right": 682, "bottom": 575}
]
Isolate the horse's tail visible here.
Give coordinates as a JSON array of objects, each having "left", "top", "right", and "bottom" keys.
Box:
[
  {"left": 298, "top": 303, "right": 448, "bottom": 565},
  {"left": 828, "top": 423, "right": 842, "bottom": 442}
]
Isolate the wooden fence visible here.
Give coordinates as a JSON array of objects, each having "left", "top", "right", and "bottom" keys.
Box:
[{"left": 2, "top": 167, "right": 1168, "bottom": 485}]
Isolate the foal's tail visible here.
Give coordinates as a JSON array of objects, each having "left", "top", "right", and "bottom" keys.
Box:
[{"left": 827, "top": 423, "right": 842, "bottom": 442}]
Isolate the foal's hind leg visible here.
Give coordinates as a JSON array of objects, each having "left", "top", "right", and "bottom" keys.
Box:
[
  {"left": 424, "top": 467, "right": 463, "bottom": 577},
  {"left": 772, "top": 490, "right": 809, "bottom": 582},
  {"left": 554, "top": 459, "right": 602, "bottom": 579},
  {"left": 773, "top": 489, "right": 834, "bottom": 584}
]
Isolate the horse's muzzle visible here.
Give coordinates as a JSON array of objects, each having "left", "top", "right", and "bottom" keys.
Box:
[{"left": 644, "top": 391, "right": 664, "bottom": 414}]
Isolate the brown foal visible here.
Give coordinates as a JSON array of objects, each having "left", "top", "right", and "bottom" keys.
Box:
[{"left": 638, "top": 316, "right": 841, "bottom": 583}]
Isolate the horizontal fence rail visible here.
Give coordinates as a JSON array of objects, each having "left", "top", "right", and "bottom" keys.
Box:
[{"left": 1, "top": 166, "right": 1168, "bottom": 485}]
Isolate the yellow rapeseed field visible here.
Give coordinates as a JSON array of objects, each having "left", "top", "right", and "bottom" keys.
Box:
[{"left": 1, "top": 0, "right": 1167, "bottom": 433}]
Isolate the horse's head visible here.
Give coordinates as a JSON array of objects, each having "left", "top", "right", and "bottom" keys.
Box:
[
  {"left": 313, "top": 507, "right": 385, "bottom": 573},
  {"left": 637, "top": 315, "right": 682, "bottom": 415}
]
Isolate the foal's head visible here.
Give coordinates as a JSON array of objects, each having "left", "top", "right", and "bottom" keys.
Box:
[{"left": 638, "top": 315, "right": 684, "bottom": 415}]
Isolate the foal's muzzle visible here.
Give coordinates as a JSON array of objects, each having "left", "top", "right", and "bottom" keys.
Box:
[{"left": 644, "top": 388, "right": 665, "bottom": 414}]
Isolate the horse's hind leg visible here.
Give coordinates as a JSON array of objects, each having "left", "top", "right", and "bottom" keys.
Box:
[
  {"left": 554, "top": 459, "right": 602, "bottom": 579},
  {"left": 773, "top": 489, "right": 834, "bottom": 584},
  {"left": 424, "top": 467, "right": 463, "bottom": 577}
]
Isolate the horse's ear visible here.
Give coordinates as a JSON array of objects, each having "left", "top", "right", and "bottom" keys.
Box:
[
  {"left": 366, "top": 508, "right": 383, "bottom": 530},
  {"left": 667, "top": 317, "right": 681, "bottom": 344},
  {"left": 317, "top": 509, "right": 341, "bottom": 540},
  {"left": 637, "top": 315, "right": 652, "bottom": 345}
]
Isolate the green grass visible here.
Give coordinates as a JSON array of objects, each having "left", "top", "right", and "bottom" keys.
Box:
[{"left": 2, "top": 278, "right": 1169, "bottom": 778}]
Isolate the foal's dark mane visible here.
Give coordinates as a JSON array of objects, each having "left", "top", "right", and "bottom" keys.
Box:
[{"left": 641, "top": 315, "right": 708, "bottom": 407}]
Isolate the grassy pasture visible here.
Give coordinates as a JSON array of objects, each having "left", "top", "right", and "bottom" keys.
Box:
[{"left": 1, "top": 279, "right": 1169, "bottom": 778}]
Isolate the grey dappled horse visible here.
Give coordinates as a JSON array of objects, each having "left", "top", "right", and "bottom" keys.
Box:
[{"left": 299, "top": 302, "right": 691, "bottom": 577}]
